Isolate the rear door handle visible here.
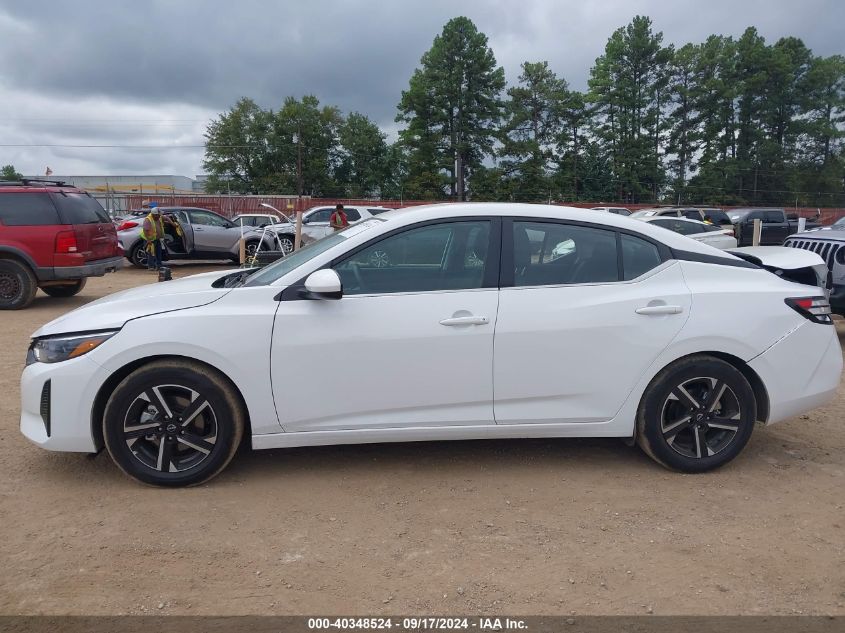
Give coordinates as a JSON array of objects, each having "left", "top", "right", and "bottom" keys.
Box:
[
  {"left": 635, "top": 305, "right": 683, "bottom": 315},
  {"left": 440, "top": 316, "right": 490, "bottom": 326}
]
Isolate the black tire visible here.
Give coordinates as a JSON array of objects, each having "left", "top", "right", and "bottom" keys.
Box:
[
  {"left": 0, "top": 258, "right": 37, "bottom": 310},
  {"left": 103, "top": 360, "right": 245, "bottom": 487},
  {"left": 636, "top": 355, "right": 756, "bottom": 473},
  {"left": 41, "top": 278, "right": 87, "bottom": 298},
  {"left": 129, "top": 242, "right": 148, "bottom": 268}
]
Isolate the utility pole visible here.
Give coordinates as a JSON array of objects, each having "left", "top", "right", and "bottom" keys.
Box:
[{"left": 294, "top": 125, "right": 304, "bottom": 251}]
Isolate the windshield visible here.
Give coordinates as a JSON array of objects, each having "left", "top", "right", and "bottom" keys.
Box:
[
  {"left": 243, "top": 218, "right": 383, "bottom": 286},
  {"left": 833, "top": 217, "right": 845, "bottom": 227}
]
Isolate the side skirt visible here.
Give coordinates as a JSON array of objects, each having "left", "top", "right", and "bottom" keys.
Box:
[{"left": 252, "top": 422, "right": 627, "bottom": 450}]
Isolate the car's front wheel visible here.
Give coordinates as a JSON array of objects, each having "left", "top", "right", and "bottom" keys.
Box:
[
  {"left": 103, "top": 360, "right": 244, "bottom": 486},
  {"left": 276, "top": 235, "right": 294, "bottom": 254},
  {"left": 637, "top": 355, "right": 756, "bottom": 472}
]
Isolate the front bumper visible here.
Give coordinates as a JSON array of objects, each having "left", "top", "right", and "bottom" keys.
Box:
[
  {"left": 748, "top": 320, "right": 843, "bottom": 425},
  {"left": 20, "top": 355, "right": 104, "bottom": 452}
]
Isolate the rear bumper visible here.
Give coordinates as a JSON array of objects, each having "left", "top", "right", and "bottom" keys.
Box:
[
  {"left": 36, "top": 256, "right": 123, "bottom": 281},
  {"left": 748, "top": 320, "right": 843, "bottom": 424}
]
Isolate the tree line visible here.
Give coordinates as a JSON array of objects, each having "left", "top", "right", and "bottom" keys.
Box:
[{"left": 203, "top": 15, "right": 845, "bottom": 207}]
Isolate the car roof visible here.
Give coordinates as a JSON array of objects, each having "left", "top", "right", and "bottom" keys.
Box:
[
  {"left": 375, "top": 203, "right": 734, "bottom": 258},
  {"left": 0, "top": 183, "right": 83, "bottom": 194}
]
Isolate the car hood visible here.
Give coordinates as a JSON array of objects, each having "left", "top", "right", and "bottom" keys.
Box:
[
  {"left": 792, "top": 226, "right": 845, "bottom": 239},
  {"left": 33, "top": 270, "right": 238, "bottom": 337}
]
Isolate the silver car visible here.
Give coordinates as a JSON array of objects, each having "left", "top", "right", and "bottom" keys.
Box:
[{"left": 117, "top": 207, "right": 275, "bottom": 268}]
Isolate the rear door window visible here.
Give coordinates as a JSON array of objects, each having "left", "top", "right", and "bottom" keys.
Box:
[
  {"left": 0, "top": 192, "right": 61, "bottom": 226},
  {"left": 764, "top": 210, "right": 785, "bottom": 223},
  {"left": 512, "top": 221, "right": 619, "bottom": 286},
  {"left": 621, "top": 234, "right": 663, "bottom": 280},
  {"left": 49, "top": 192, "right": 110, "bottom": 224},
  {"left": 345, "top": 208, "right": 361, "bottom": 221}
]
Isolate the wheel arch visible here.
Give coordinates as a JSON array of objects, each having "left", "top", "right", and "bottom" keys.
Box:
[
  {"left": 90, "top": 354, "right": 252, "bottom": 452},
  {"left": 0, "top": 246, "right": 38, "bottom": 271},
  {"left": 639, "top": 351, "right": 770, "bottom": 425}
]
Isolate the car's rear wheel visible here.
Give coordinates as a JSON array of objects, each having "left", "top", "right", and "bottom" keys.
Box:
[
  {"left": 0, "top": 258, "right": 37, "bottom": 310},
  {"left": 129, "top": 242, "right": 148, "bottom": 268},
  {"left": 637, "top": 355, "right": 756, "bottom": 472},
  {"left": 41, "top": 278, "right": 87, "bottom": 298},
  {"left": 103, "top": 360, "right": 244, "bottom": 486}
]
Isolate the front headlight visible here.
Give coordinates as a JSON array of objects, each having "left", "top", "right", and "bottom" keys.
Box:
[{"left": 26, "top": 330, "right": 118, "bottom": 366}]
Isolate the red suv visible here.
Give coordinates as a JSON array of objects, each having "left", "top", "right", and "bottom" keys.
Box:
[{"left": 0, "top": 180, "right": 123, "bottom": 309}]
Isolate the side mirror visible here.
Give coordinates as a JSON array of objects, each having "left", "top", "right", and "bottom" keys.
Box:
[{"left": 303, "top": 269, "right": 342, "bottom": 300}]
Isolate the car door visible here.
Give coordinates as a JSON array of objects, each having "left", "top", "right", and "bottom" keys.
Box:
[
  {"left": 271, "top": 218, "right": 500, "bottom": 432},
  {"left": 189, "top": 210, "right": 237, "bottom": 253},
  {"left": 301, "top": 207, "right": 333, "bottom": 240},
  {"left": 494, "top": 219, "right": 692, "bottom": 425}
]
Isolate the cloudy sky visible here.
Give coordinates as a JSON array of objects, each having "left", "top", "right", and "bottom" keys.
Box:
[{"left": 1, "top": 0, "right": 843, "bottom": 177}]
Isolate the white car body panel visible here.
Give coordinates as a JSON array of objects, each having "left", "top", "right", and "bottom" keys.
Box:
[
  {"left": 34, "top": 270, "right": 237, "bottom": 335},
  {"left": 20, "top": 203, "right": 843, "bottom": 460},
  {"left": 272, "top": 289, "right": 499, "bottom": 431},
  {"left": 494, "top": 262, "right": 691, "bottom": 425}
]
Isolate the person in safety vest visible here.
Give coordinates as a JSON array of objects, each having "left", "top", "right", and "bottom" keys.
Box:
[
  {"left": 140, "top": 202, "right": 175, "bottom": 270},
  {"left": 330, "top": 204, "right": 349, "bottom": 231}
]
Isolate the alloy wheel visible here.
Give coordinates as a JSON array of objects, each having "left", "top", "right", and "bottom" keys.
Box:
[
  {"left": 122, "top": 384, "right": 218, "bottom": 473},
  {"left": 132, "top": 245, "right": 148, "bottom": 267},
  {"left": 660, "top": 376, "right": 745, "bottom": 459}
]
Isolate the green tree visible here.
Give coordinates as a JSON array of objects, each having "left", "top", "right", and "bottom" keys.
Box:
[
  {"left": 270, "top": 95, "right": 343, "bottom": 196},
  {"left": 1, "top": 164, "right": 23, "bottom": 180},
  {"left": 335, "top": 112, "right": 390, "bottom": 198},
  {"left": 203, "top": 98, "right": 274, "bottom": 193},
  {"left": 500, "top": 61, "right": 568, "bottom": 201},
  {"left": 666, "top": 43, "right": 701, "bottom": 199},
  {"left": 555, "top": 90, "right": 589, "bottom": 200},
  {"left": 587, "top": 16, "right": 671, "bottom": 202},
  {"left": 397, "top": 16, "right": 505, "bottom": 200}
]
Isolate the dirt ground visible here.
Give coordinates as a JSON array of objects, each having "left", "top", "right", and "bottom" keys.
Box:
[{"left": 1, "top": 263, "right": 844, "bottom": 616}]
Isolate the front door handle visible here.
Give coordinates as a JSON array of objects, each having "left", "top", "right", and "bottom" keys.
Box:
[
  {"left": 635, "top": 305, "right": 683, "bottom": 315},
  {"left": 439, "top": 316, "right": 490, "bottom": 326},
  {"left": 194, "top": 227, "right": 204, "bottom": 231}
]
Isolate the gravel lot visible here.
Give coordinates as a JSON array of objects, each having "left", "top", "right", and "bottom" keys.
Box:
[{"left": 1, "top": 265, "right": 844, "bottom": 616}]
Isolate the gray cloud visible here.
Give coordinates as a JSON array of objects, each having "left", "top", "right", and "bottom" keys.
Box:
[{"left": 0, "top": 0, "right": 843, "bottom": 176}]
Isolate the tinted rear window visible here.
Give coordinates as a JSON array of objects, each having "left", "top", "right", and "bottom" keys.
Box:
[
  {"left": 367, "top": 208, "right": 389, "bottom": 215},
  {"left": 0, "top": 192, "right": 61, "bottom": 226},
  {"left": 50, "top": 193, "right": 110, "bottom": 224}
]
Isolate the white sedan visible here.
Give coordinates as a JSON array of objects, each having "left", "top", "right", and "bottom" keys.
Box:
[
  {"left": 21, "top": 204, "right": 841, "bottom": 486},
  {"left": 637, "top": 216, "right": 738, "bottom": 250}
]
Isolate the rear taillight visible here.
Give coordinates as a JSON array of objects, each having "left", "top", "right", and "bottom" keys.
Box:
[
  {"left": 55, "top": 230, "right": 78, "bottom": 254},
  {"left": 117, "top": 220, "right": 139, "bottom": 231},
  {"left": 785, "top": 296, "right": 833, "bottom": 324}
]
